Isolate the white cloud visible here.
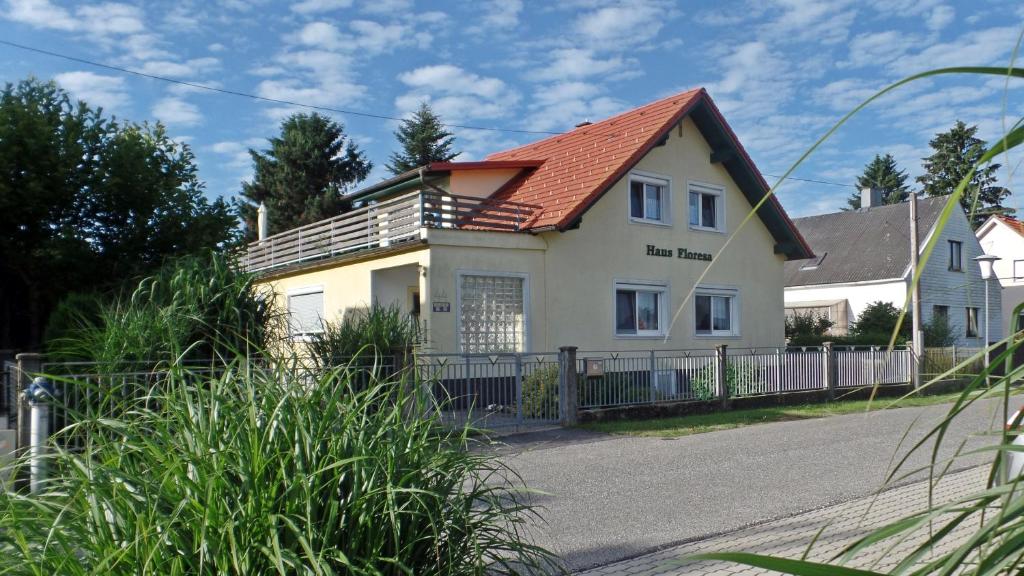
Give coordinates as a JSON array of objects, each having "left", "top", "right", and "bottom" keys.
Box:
[
  {"left": 291, "top": 19, "right": 429, "bottom": 54},
  {"left": 841, "top": 30, "right": 918, "bottom": 69},
  {"left": 53, "top": 71, "right": 130, "bottom": 112},
  {"left": 480, "top": 0, "right": 521, "bottom": 29},
  {"left": 574, "top": 0, "right": 674, "bottom": 49},
  {"left": 926, "top": 5, "right": 955, "bottom": 31},
  {"left": 359, "top": 0, "right": 411, "bottom": 15},
  {"left": 398, "top": 65, "right": 508, "bottom": 101},
  {"left": 525, "top": 81, "right": 627, "bottom": 132},
  {"left": 533, "top": 48, "right": 636, "bottom": 82},
  {"left": 756, "top": 0, "right": 858, "bottom": 45},
  {"left": 888, "top": 26, "right": 1021, "bottom": 75},
  {"left": 256, "top": 77, "right": 366, "bottom": 108},
  {"left": 151, "top": 97, "right": 203, "bottom": 126},
  {"left": 3, "top": 0, "right": 75, "bottom": 29},
  {"left": 210, "top": 137, "right": 265, "bottom": 169},
  {"left": 137, "top": 57, "right": 220, "bottom": 78},
  {"left": 290, "top": 0, "right": 352, "bottom": 14}
]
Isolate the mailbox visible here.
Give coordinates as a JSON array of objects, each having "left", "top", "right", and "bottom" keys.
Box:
[{"left": 585, "top": 358, "right": 605, "bottom": 377}]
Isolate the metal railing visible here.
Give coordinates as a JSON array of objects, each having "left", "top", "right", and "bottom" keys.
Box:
[
  {"left": 243, "top": 191, "right": 541, "bottom": 273},
  {"left": 576, "top": 347, "right": 914, "bottom": 409},
  {"left": 921, "top": 347, "right": 986, "bottom": 379},
  {"left": 415, "top": 352, "right": 562, "bottom": 428}
]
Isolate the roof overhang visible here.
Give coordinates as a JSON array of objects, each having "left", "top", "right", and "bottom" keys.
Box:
[{"left": 346, "top": 161, "right": 544, "bottom": 204}]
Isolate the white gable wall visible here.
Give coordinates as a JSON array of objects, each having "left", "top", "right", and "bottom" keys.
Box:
[
  {"left": 784, "top": 279, "right": 908, "bottom": 330},
  {"left": 977, "top": 218, "right": 1024, "bottom": 333}
]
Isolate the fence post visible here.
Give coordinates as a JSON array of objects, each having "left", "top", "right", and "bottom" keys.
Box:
[
  {"left": 716, "top": 345, "right": 729, "bottom": 409},
  {"left": 871, "top": 346, "right": 878, "bottom": 385},
  {"left": 514, "top": 354, "right": 523, "bottom": 426},
  {"left": 559, "top": 346, "right": 578, "bottom": 426},
  {"left": 951, "top": 344, "right": 958, "bottom": 378},
  {"left": 15, "top": 353, "right": 41, "bottom": 456},
  {"left": 822, "top": 342, "right": 836, "bottom": 400},
  {"left": 775, "top": 348, "right": 783, "bottom": 392},
  {"left": 649, "top": 349, "right": 657, "bottom": 404}
]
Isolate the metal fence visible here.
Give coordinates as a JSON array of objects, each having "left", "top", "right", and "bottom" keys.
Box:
[
  {"left": 415, "top": 352, "right": 563, "bottom": 429},
  {"left": 921, "top": 347, "right": 986, "bottom": 379},
  {"left": 575, "top": 346, "right": 913, "bottom": 409}
]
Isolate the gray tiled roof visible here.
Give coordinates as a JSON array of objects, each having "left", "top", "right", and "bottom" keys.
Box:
[{"left": 783, "top": 196, "right": 948, "bottom": 287}]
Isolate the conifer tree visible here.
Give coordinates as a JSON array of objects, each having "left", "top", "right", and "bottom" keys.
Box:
[
  {"left": 844, "top": 153, "right": 910, "bottom": 209},
  {"left": 386, "top": 102, "right": 457, "bottom": 175},
  {"left": 916, "top": 120, "right": 1013, "bottom": 228}
]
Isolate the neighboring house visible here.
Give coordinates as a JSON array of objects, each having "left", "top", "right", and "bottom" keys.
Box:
[
  {"left": 976, "top": 215, "right": 1024, "bottom": 335},
  {"left": 246, "top": 88, "right": 813, "bottom": 354},
  {"left": 784, "top": 192, "right": 1001, "bottom": 347}
]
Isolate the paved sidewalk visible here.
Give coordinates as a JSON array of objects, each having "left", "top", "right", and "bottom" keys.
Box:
[{"left": 576, "top": 466, "right": 987, "bottom": 575}]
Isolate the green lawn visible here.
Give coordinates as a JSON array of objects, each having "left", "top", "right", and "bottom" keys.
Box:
[{"left": 578, "top": 389, "right": 1002, "bottom": 438}]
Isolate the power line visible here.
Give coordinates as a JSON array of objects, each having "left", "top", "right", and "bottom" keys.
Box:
[
  {"left": 0, "top": 39, "right": 562, "bottom": 136},
  {"left": 763, "top": 173, "right": 857, "bottom": 188},
  {"left": 1, "top": 39, "right": 869, "bottom": 187}
]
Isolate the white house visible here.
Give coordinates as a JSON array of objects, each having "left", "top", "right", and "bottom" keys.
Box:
[
  {"left": 247, "top": 88, "right": 814, "bottom": 354},
  {"left": 784, "top": 192, "right": 1001, "bottom": 347},
  {"left": 976, "top": 215, "right": 1024, "bottom": 335}
]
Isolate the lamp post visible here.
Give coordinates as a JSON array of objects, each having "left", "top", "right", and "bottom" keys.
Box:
[{"left": 975, "top": 254, "right": 1001, "bottom": 384}]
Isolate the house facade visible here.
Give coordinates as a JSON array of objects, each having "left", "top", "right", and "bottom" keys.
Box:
[
  {"left": 784, "top": 194, "right": 1001, "bottom": 346},
  {"left": 249, "top": 89, "right": 812, "bottom": 354},
  {"left": 976, "top": 215, "right": 1024, "bottom": 335}
]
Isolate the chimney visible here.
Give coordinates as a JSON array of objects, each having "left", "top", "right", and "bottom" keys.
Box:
[
  {"left": 257, "top": 202, "right": 268, "bottom": 242},
  {"left": 575, "top": 119, "right": 592, "bottom": 128},
  {"left": 860, "top": 187, "right": 883, "bottom": 208}
]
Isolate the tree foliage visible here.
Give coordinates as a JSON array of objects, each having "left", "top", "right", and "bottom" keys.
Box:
[
  {"left": 239, "top": 113, "right": 371, "bottom": 240},
  {"left": 0, "top": 78, "right": 236, "bottom": 349},
  {"left": 917, "top": 120, "right": 1014, "bottom": 228},
  {"left": 386, "top": 102, "right": 457, "bottom": 175},
  {"left": 844, "top": 153, "right": 910, "bottom": 209},
  {"left": 785, "top": 312, "right": 834, "bottom": 344},
  {"left": 851, "top": 301, "right": 912, "bottom": 341}
]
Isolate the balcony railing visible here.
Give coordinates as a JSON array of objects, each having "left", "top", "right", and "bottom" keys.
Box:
[{"left": 244, "top": 190, "right": 541, "bottom": 273}]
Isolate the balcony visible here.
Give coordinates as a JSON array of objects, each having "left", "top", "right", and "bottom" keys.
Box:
[{"left": 243, "top": 190, "right": 541, "bottom": 273}]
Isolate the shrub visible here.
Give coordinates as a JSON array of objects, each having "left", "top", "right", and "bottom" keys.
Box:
[
  {"left": 46, "top": 252, "right": 281, "bottom": 368},
  {"left": 689, "top": 362, "right": 759, "bottom": 400},
  {"left": 306, "top": 303, "right": 420, "bottom": 368},
  {"left": 850, "top": 301, "right": 911, "bottom": 343},
  {"left": 522, "top": 363, "right": 560, "bottom": 419},
  {"left": 785, "top": 311, "right": 834, "bottom": 343},
  {"left": 923, "top": 313, "right": 956, "bottom": 347},
  {"left": 0, "top": 358, "right": 562, "bottom": 574}
]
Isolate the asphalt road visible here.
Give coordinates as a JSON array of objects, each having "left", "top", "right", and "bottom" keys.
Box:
[{"left": 489, "top": 397, "right": 1008, "bottom": 571}]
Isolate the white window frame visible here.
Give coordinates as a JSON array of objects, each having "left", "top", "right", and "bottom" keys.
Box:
[
  {"left": 455, "top": 270, "right": 530, "bottom": 353},
  {"left": 1014, "top": 260, "right": 1024, "bottom": 281},
  {"left": 613, "top": 280, "right": 669, "bottom": 339},
  {"left": 627, "top": 171, "right": 672, "bottom": 226},
  {"left": 688, "top": 180, "right": 726, "bottom": 233},
  {"left": 286, "top": 285, "right": 325, "bottom": 341},
  {"left": 694, "top": 285, "right": 740, "bottom": 337}
]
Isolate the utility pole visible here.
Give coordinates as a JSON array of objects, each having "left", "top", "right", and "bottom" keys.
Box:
[{"left": 909, "top": 193, "right": 923, "bottom": 389}]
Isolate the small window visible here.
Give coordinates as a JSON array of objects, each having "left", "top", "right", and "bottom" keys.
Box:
[
  {"left": 688, "top": 182, "right": 724, "bottom": 231},
  {"left": 615, "top": 283, "right": 666, "bottom": 337},
  {"left": 948, "top": 240, "right": 963, "bottom": 271},
  {"left": 965, "top": 307, "right": 979, "bottom": 338},
  {"left": 1014, "top": 260, "right": 1024, "bottom": 281},
  {"left": 629, "top": 174, "right": 670, "bottom": 225},
  {"left": 288, "top": 290, "right": 325, "bottom": 338},
  {"left": 695, "top": 288, "right": 738, "bottom": 336},
  {"left": 933, "top": 305, "right": 949, "bottom": 322}
]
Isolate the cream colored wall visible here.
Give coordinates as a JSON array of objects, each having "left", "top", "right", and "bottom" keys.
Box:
[
  {"left": 541, "top": 116, "right": 786, "bottom": 351},
  {"left": 449, "top": 169, "right": 520, "bottom": 199},
  {"left": 422, "top": 116, "right": 788, "bottom": 353},
  {"left": 262, "top": 248, "right": 430, "bottom": 341}
]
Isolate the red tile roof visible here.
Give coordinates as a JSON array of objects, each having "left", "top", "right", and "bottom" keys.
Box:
[
  {"left": 997, "top": 215, "right": 1024, "bottom": 237},
  {"left": 486, "top": 88, "right": 704, "bottom": 230}
]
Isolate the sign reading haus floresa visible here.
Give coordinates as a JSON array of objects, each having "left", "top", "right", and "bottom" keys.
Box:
[{"left": 250, "top": 88, "right": 813, "bottom": 353}]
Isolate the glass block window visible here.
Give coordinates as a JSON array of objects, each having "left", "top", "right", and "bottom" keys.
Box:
[{"left": 459, "top": 274, "right": 526, "bottom": 353}]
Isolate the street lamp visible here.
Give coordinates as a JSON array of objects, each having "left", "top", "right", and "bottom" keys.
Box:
[{"left": 975, "top": 253, "right": 1001, "bottom": 384}]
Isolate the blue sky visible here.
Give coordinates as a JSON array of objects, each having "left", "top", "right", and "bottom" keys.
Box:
[{"left": 1, "top": 0, "right": 1022, "bottom": 218}]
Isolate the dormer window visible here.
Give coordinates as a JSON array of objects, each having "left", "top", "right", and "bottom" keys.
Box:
[{"left": 629, "top": 173, "right": 671, "bottom": 225}]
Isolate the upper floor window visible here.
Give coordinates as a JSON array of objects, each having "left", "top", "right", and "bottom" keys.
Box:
[
  {"left": 629, "top": 173, "right": 670, "bottom": 225},
  {"left": 688, "top": 182, "right": 724, "bottom": 232},
  {"left": 948, "top": 240, "right": 963, "bottom": 271}
]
